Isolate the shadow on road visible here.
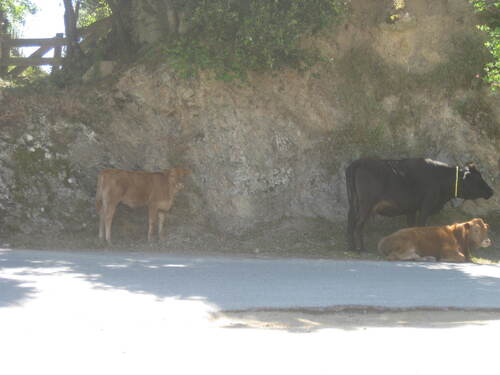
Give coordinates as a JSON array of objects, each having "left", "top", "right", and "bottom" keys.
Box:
[
  {"left": 0, "top": 277, "right": 36, "bottom": 307},
  {"left": 2, "top": 248, "right": 500, "bottom": 331}
]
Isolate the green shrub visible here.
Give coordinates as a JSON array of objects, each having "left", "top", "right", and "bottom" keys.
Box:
[
  {"left": 470, "top": 0, "right": 500, "bottom": 92},
  {"left": 158, "top": 0, "right": 348, "bottom": 81}
]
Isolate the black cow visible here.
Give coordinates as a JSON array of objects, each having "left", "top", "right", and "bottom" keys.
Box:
[{"left": 345, "top": 158, "right": 493, "bottom": 252}]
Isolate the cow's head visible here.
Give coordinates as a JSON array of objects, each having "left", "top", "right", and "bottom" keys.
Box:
[
  {"left": 461, "top": 163, "right": 494, "bottom": 200},
  {"left": 174, "top": 167, "right": 192, "bottom": 178},
  {"left": 165, "top": 167, "right": 191, "bottom": 194},
  {"left": 163, "top": 167, "right": 192, "bottom": 180},
  {"left": 174, "top": 182, "right": 185, "bottom": 193},
  {"left": 465, "top": 218, "right": 492, "bottom": 248}
]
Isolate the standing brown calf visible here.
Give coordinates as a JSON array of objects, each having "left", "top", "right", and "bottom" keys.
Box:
[
  {"left": 378, "top": 218, "right": 491, "bottom": 262},
  {"left": 96, "top": 167, "right": 191, "bottom": 243}
]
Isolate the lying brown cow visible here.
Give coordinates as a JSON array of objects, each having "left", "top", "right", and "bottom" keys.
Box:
[
  {"left": 378, "top": 218, "right": 491, "bottom": 262},
  {"left": 96, "top": 167, "right": 191, "bottom": 243}
]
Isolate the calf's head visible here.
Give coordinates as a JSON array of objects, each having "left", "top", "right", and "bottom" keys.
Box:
[
  {"left": 163, "top": 167, "right": 191, "bottom": 193},
  {"left": 465, "top": 218, "right": 492, "bottom": 249},
  {"left": 168, "top": 167, "right": 191, "bottom": 179},
  {"left": 174, "top": 182, "right": 185, "bottom": 193},
  {"left": 461, "top": 164, "right": 493, "bottom": 200}
]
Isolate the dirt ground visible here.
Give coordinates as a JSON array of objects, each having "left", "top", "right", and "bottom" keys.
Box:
[
  {"left": 6, "top": 216, "right": 500, "bottom": 263},
  {"left": 214, "top": 308, "right": 500, "bottom": 332}
]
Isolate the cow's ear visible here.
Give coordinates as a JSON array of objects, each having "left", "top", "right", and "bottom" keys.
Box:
[
  {"left": 462, "top": 166, "right": 471, "bottom": 179},
  {"left": 466, "top": 162, "right": 476, "bottom": 170}
]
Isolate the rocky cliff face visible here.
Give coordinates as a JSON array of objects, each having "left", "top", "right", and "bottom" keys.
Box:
[{"left": 0, "top": 0, "right": 498, "bottom": 248}]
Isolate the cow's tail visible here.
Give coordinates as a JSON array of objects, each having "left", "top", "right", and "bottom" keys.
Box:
[
  {"left": 345, "top": 162, "right": 359, "bottom": 249},
  {"left": 96, "top": 172, "right": 104, "bottom": 213}
]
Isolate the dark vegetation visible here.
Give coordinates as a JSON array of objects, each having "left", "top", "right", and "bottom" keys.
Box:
[
  {"left": 1, "top": 0, "right": 349, "bottom": 84},
  {"left": 1, "top": 1, "right": 497, "bottom": 90},
  {"left": 148, "top": 0, "right": 348, "bottom": 81},
  {"left": 470, "top": 0, "right": 500, "bottom": 91}
]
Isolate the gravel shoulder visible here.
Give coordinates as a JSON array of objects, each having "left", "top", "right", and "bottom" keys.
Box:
[{"left": 215, "top": 308, "right": 500, "bottom": 332}]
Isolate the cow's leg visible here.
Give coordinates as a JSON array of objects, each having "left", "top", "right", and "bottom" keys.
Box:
[
  {"left": 148, "top": 207, "right": 158, "bottom": 242},
  {"left": 416, "top": 212, "right": 429, "bottom": 227},
  {"left": 353, "top": 205, "right": 372, "bottom": 252},
  {"left": 441, "top": 248, "right": 467, "bottom": 263},
  {"left": 347, "top": 206, "right": 357, "bottom": 251},
  {"left": 462, "top": 246, "right": 472, "bottom": 262},
  {"left": 158, "top": 211, "right": 167, "bottom": 240},
  {"left": 406, "top": 212, "right": 416, "bottom": 227},
  {"left": 103, "top": 202, "right": 118, "bottom": 244},
  {"left": 387, "top": 247, "right": 427, "bottom": 261},
  {"left": 99, "top": 210, "right": 105, "bottom": 241},
  {"left": 417, "top": 192, "right": 439, "bottom": 226}
]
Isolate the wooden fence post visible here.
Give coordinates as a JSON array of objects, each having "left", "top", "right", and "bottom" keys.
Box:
[
  {"left": 0, "top": 36, "right": 8, "bottom": 77},
  {"left": 0, "top": 18, "right": 111, "bottom": 78},
  {"left": 51, "top": 33, "right": 64, "bottom": 74}
]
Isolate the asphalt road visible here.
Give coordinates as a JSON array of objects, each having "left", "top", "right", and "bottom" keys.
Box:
[{"left": 2, "top": 248, "right": 500, "bottom": 375}]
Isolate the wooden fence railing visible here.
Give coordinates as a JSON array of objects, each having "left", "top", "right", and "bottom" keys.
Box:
[
  {"left": 0, "top": 33, "right": 65, "bottom": 77},
  {"left": 0, "top": 17, "right": 112, "bottom": 78}
]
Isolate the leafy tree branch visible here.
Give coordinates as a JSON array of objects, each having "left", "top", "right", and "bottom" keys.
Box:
[{"left": 470, "top": 0, "right": 500, "bottom": 92}]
